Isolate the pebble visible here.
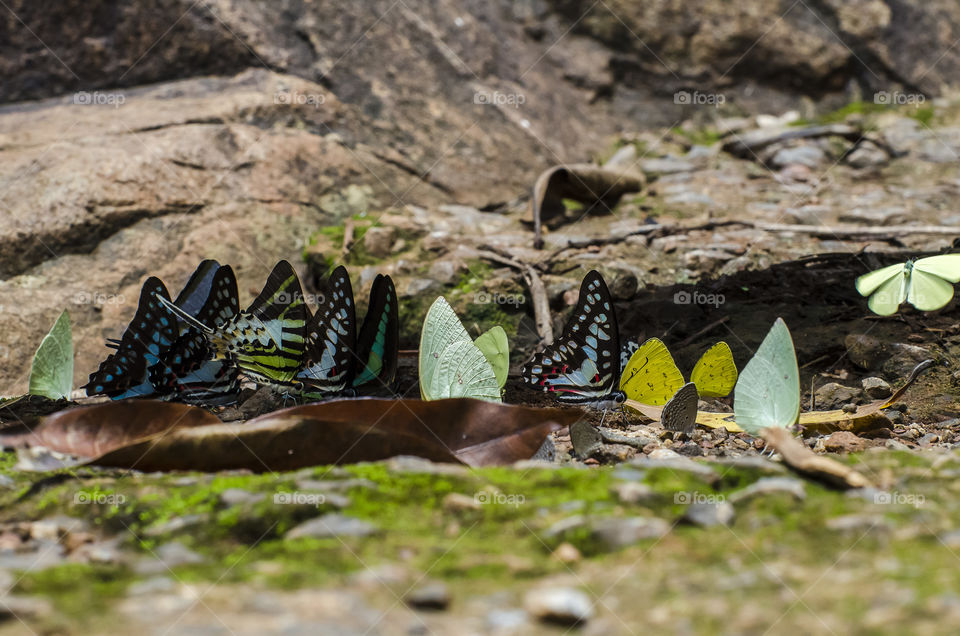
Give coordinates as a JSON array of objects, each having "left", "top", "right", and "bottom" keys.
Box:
[
  {"left": 639, "top": 157, "right": 696, "bottom": 176},
  {"left": 589, "top": 516, "right": 670, "bottom": 550},
  {"left": 524, "top": 587, "right": 593, "bottom": 626},
  {"left": 683, "top": 501, "right": 735, "bottom": 527},
  {"left": 823, "top": 431, "right": 868, "bottom": 453},
  {"left": 612, "top": 482, "right": 656, "bottom": 505},
  {"left": 219, "top": 488, "right": 266, "bottom": 506},
  {"left": 770, "top": 144, "right": 826, "bottom": 169},
  {"left": 814, "top": 383, "right": 861, "bottom": 409},
  {"left": 570, "top": 420, "right": 603, "bottom": 459},
  {"left": 286, "top": 514, "right": 377, "bottom": 540},
  {"left": 405, "top": 581, "right": 450, "bottom": 610},
  {"left": 487, "top": 608, "right": 530, "bottom": 631},
  {"left": 543, "top": 515, "right": 587, "bottom": 539},
  {"left": 729, "top": 477, "right": 806, "bottom": 503},
  {"left": 143, "top": 514, "right": 210, "bottom": 537},
  {"left": 826, "top": 514, "right": 891, "bottom": 535},
  {"left": 631, "top": 454, "right": 718, "bottom": 484},
  {"left": 134, "top": 542, "right": 204, "bottom": 575},
  {"left": 0, "top": 595, "right": 53, "bottom": 620},
  {"left": 550, "top": 542, "right": 582, "bottom": 564},
  {"left": 442, "top": 492, "right": 481, "bottom": 512}
]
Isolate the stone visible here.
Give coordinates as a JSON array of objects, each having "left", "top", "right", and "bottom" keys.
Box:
[
  {"left": 631, "top": 454, "right": 719, "bottom": 484},
  {"left": 846, "top": 334, "right": 886, "bottom": 371},
  {"left": 862, "top": 377, "right": 892, "bottom": 399},
  {"left": 639, "top": 157, "right": 696, "bottom": 176},
  {"left": 362, "top": 226, "right": 396, "bottom": 258},
  {"left": 729, "top": 477, "right": 806, "bottom": 503},
  {"left": 0, "top": 596, "right": 53, "bottom": 620},
  {"left": 589, "top": 516, "right": 670, "bottom": 550},
  {"left": 134, "top": 542, "right": 204, "bottom": 575},
  {"left": 220, "top": 488, "right": 266, "bottom": 506},
  {"left": 570, "top": 420, "right": 603, "bottom": 459},
  {"left": 442, "top": 492, "right": 482, "bottom": 512},
  {"left": 405, "top": 582, "right": 450, "bottom": 611},
  {"left": 524, "top": 587, "right": 593, "bottom": 626},
  {"left": 683, "top": 501, "right": 735, "bottom": 527},
  {"left": 285, "top": 514, "right": 377, "bottom": 540},
  {"left": 612, "top": 482, "right": 656, "bottom": 505},
  {"left": 550, "top": 542, "right": 582, "bottom": 564},
  {"left": 886, "top": 439, "right": 911, "bottom": 451},
  {"left": 770, "top": 144, "right": 827, "bottom": 169},
  {"left": 826, "top": 514, "right": 891, "bottom": 534},
  {"left": 815, "top": 383, "right": 861, "bottom": 409},
  {"left": 823, "top": 431, "right": 869, "bottom": 453},
  {"left": 609, "top": 273, "right": 639, "bottom": 300}
]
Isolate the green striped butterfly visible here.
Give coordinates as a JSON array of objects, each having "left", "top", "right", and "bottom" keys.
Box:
[
  {"left": 351, "top": 273, "right": 399, "bottom": 390},
  {"left": 419, "top": 297, "right": 500, "bottom": 402},
  {"left": 856, "top": 254, "right": 960, "bottom": 315},
  {"left": 159, "top": 260, "right": 308, "bottom": 385}
]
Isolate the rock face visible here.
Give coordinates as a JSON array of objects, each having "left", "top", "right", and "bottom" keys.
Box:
[{"left": 3, "top": 1, "right": 960, "bottom": 393}]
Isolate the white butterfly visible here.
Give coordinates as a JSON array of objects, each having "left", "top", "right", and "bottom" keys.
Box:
[{"left": 856, "top": 254, "right": 960, "bottom": 315}]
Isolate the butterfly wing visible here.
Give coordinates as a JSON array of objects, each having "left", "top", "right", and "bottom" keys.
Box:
[
  {"left": 913, "top": 254, "right": 960, "bottom": 282},
  {"left": 28, "top": 310, "right": 73, "bottom": 400},
  {"left": 856, "top": 262, "right": 904, "bottom": 297},
  {"left": 733, "top": 318, "right": 800, "bottom": 436},
  {"left": 298, "top": 265, "right": 357, "bottom": 395},
  {"left": 866, "top": 269, "right": 908, "bottom": 316},
  {"left": 429, "top": 339, "right": 501, "bottom": 402},
  {"left": 227, "top": 260, "right": 309, "bottom": 384},
  {"left": 474, "top": 326, "right": 509, "bottom": 390},
  {"left": 84, "top": 278, "right": 178, "bottom": 398},
  {"left": 661, "top": 382, "right": 698, "bottom": 435},
  {"left": 419, "top": 296, "right": 472, "bottom": 400},
  {"left": 172, "top": 259, "right": 221, "bottom": 321},
  {"left": 521, "top": 271, "right": 621, "bottom": 403},
  {"left": 619, "top": 337, "right": 684, "bottom": 405},
  {"left": 689, "top": 341, "right": 737, "bottom": 398},
  {"left": 352, "top": 274, "right": 399, "bottom": 390}
]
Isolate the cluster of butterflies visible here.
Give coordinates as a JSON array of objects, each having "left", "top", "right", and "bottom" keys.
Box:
[
  {"left": 521, "top": 270, "right": 801, "bottom": 436},
  {"left": 84, "top": 260, "right": 399, "bottom": 405}
]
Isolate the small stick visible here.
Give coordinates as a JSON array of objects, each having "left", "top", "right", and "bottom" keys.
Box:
[
  {"left": 674, "top": 316, "right": 730, "bottom": 349},
  {"left": 471, "top": 248, "right": 554, "bottom": 344},
  {"left": 341, "top": 220, "right": 356, "bottom": 261}
]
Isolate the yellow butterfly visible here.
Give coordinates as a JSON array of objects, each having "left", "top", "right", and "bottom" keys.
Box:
[{"left": 620, "top": 339, "right": 737, "bottom": 405}]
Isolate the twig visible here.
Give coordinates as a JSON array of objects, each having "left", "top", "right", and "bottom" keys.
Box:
[
  {"left": 341, "top": 219, "right": 355, "bottom": 261},
  {"left": 760, "top": 427, "right": 871, "bottom": 489},
  {"left": 470, "top": 248, "right": 554, "bottom": 344},
  {"left": 723, "top": 123, "right": 902, "bottom": 160}
]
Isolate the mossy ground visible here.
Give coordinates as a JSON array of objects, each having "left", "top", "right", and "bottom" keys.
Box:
[{"left": 4, "top": 449, "right": 960, "bottom": 634}]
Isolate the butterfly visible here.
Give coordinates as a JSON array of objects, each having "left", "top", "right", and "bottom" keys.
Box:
[
  {"left": 158, "top": 260, "right": 308, "bottom": 386},
  {"left": 521, "top": 270, "right": 624, "bottom": 407},
  {"left": 856, "top": 254, "right": 960, "bottom": 315},
  {"left": 350, "top": 273, "right": 400, "bottom": 391},
  {"left": 84, "top": 277, "right": 179, "bottom": 399},
  {"left": 151, "top": 261, "right": 241, "bottom": 404},
  {"left": 85, "top": 261, "right": 242, "bottom": 404},
  {"left": 419, "top": 296, "right": 501, "bottom": 401},
  {"left": 660, "top": 382, "right": 698, "bottom": 435},
  {"left": 620, "top": 339, "right": 737, "bottom": 405},
  {"left": 297, "top": 266, "right": 357, "bottom": 396},
  {"left": 28, "top": 310, "right": 73, "bottom": 401},
  {"left": 733, "top": 318, "right": 800, "bottom": 436},
  {"left": 474, "top": 326, "right": 509, "bottom": 391}
]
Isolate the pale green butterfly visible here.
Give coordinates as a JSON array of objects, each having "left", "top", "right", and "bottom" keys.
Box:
[
  {"left": 733, "top": 318, "right": 800, "bottom": 436},
  {"left": 419, "top": 297, "right": 501, "bottom": 402},
  {"left": 856, "top": 254, "right": 960, "bottom": 316},
  {"left": 28, "top": 310, "right": 74, "bottom": 400},
  {"left": 473, "top": 326, "right": 509, "bottom": 391}
]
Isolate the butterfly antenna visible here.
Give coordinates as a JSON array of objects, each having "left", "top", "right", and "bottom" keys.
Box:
[{"left": 155, "top": 293, "right": 214, "bottom": 334}]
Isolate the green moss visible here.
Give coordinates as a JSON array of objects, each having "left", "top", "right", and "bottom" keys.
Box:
[
  {"left": 15, "top": 563, "right": 130, "bottom": 620},
  {"left": 671, "top": 126, "right": 723, "bottom": 147}
]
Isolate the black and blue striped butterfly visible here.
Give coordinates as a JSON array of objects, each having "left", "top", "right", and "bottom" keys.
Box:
[
  {"left": 157, "top": 260, "right": 309, "bottom": 386},
  {"left": 298, "top": 268, "right": 399, "bottom": 400},
  {"left": 521, "top": 270, "right": 625, "bottom": 407},
  {"left": 84, "top": 261, "right": 242, "bottom": 403},
  {"left": 84, "top": 277, "right": 178, "bottom": 399}
]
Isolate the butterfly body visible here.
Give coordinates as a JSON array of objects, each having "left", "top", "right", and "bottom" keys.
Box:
[{"left": 522, "top": 270, "right": 623, "bottom": 406}]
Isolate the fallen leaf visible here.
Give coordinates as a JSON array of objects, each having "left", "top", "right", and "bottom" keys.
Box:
[
  {"left": 88, "top": 398, "right": 578, "bottom": 472},
  {"left": 760, "top": 427, "right": 872, "bottom": 490},
  {"left": 0, "top": 400, "right": 220, "bottom": 458}
]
